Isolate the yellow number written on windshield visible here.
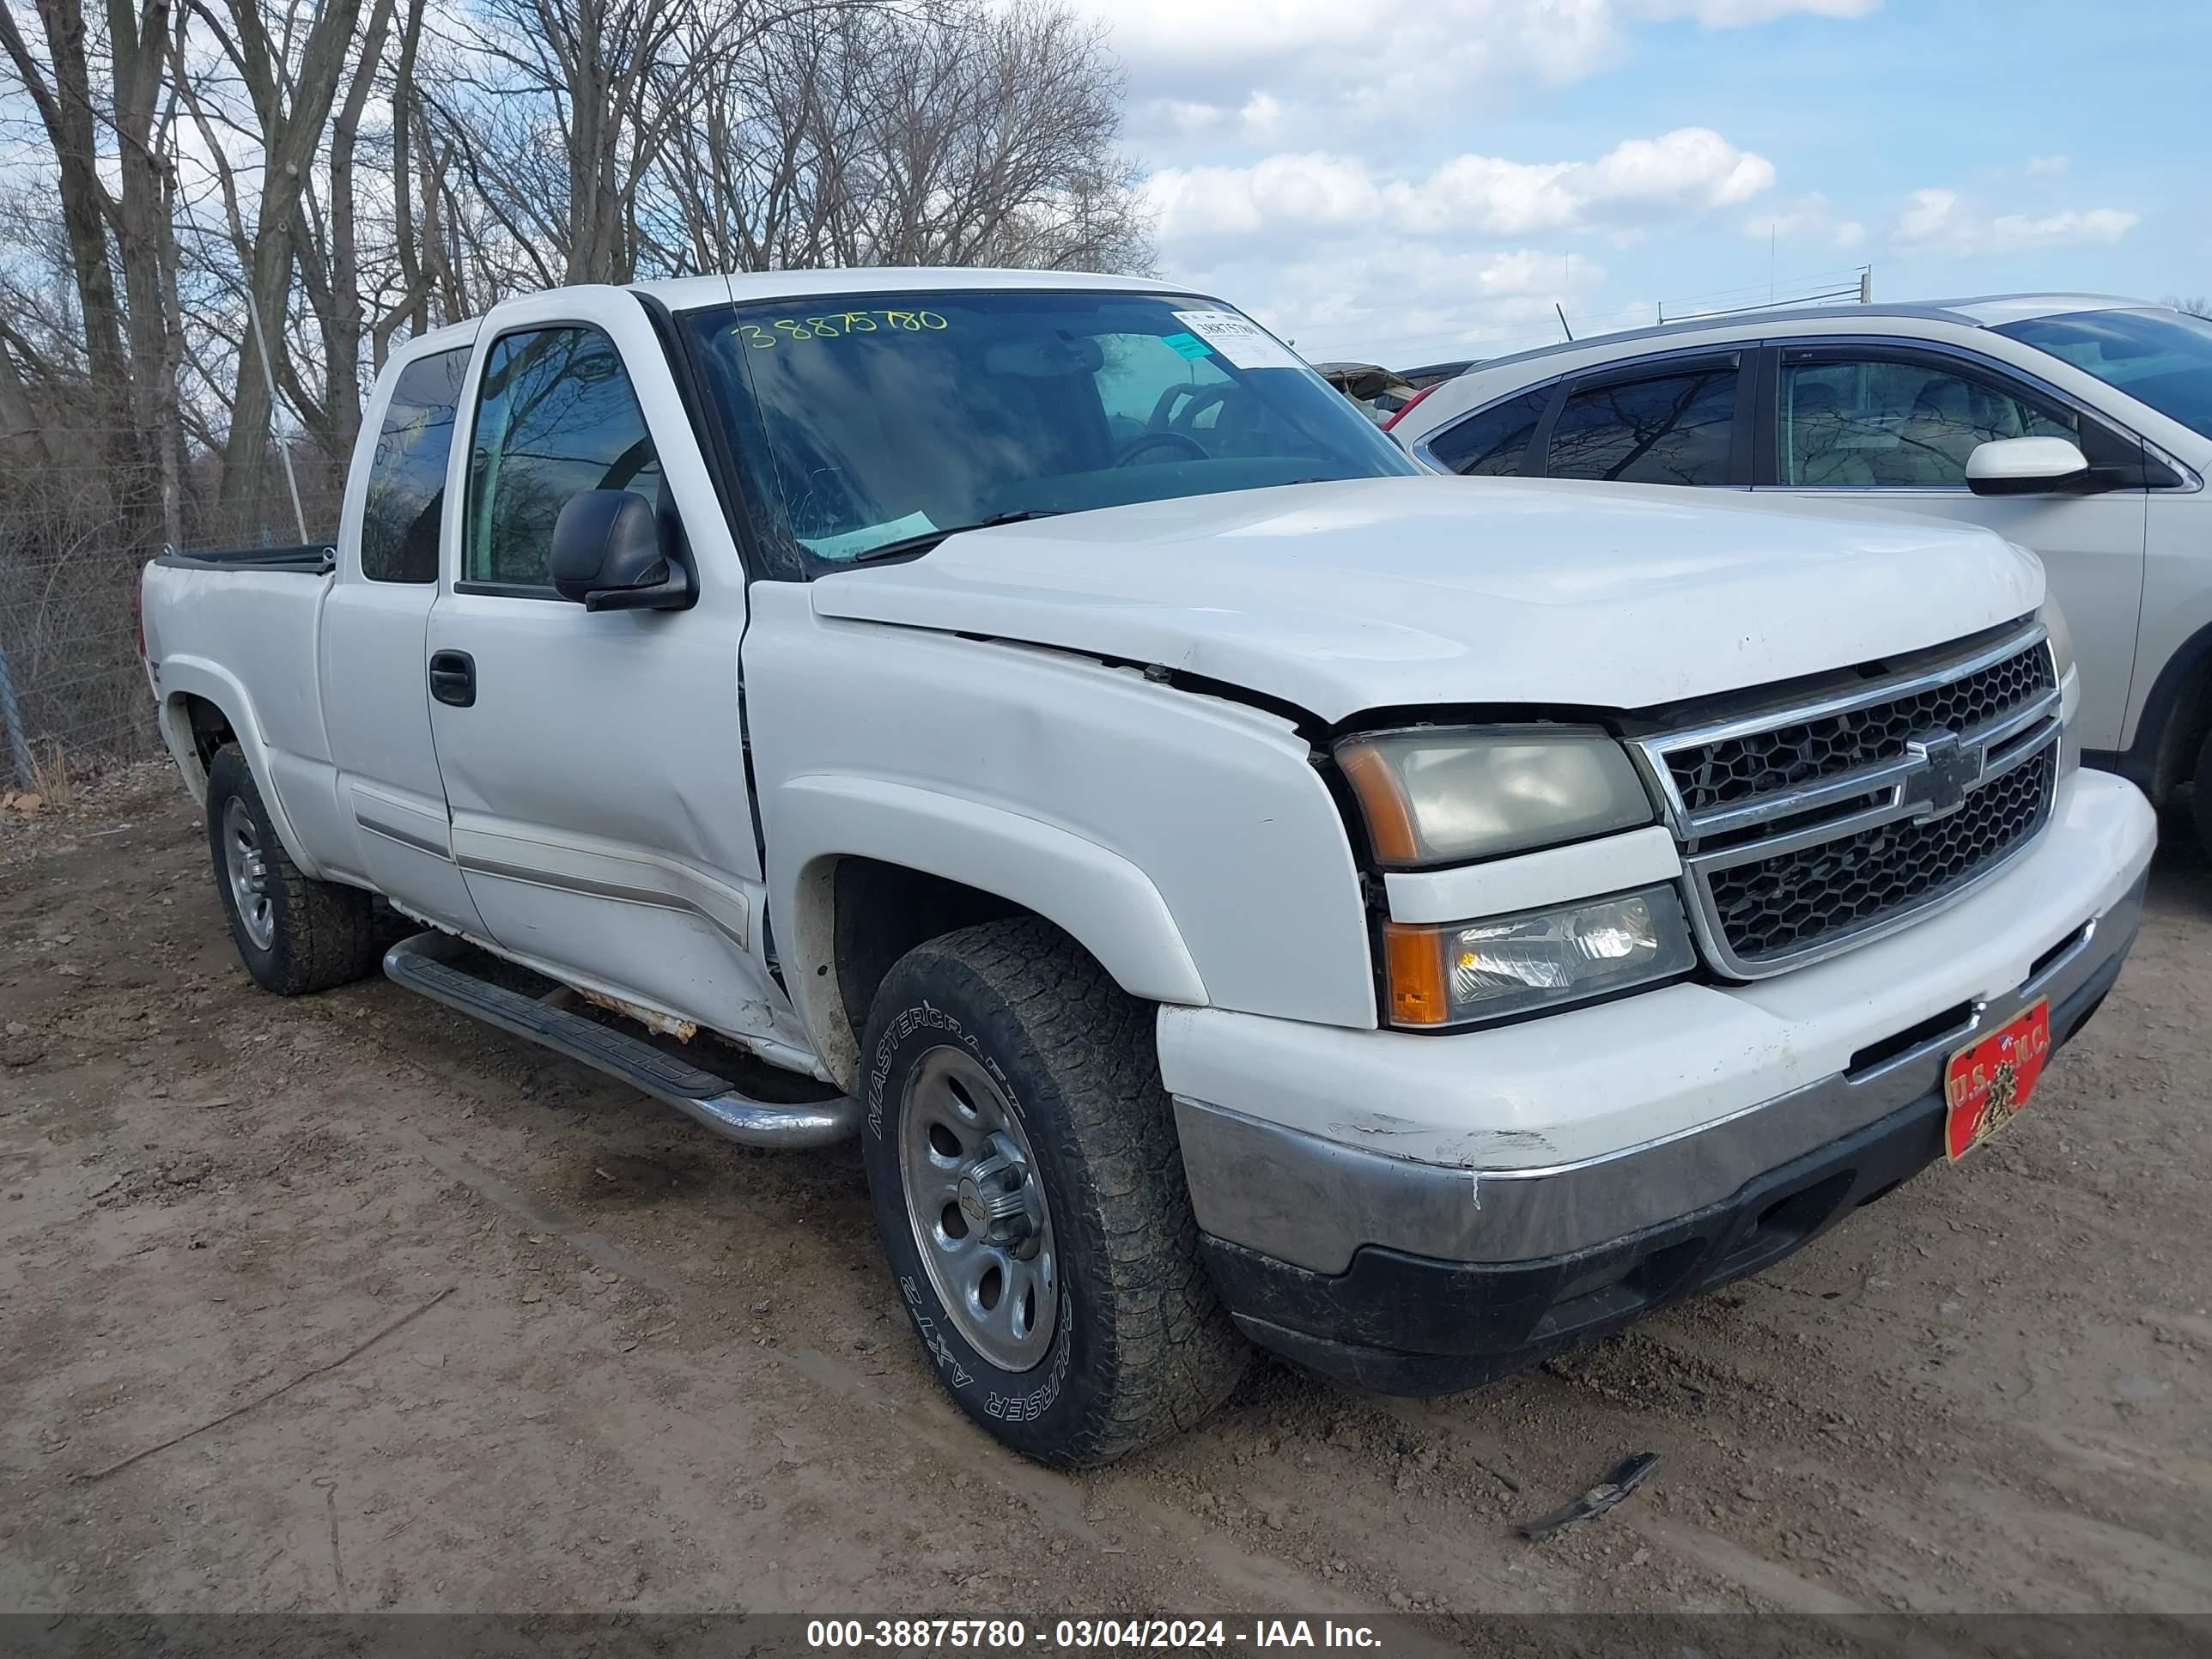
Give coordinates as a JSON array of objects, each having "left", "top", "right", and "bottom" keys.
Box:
[{"left": 734, "top": 310, "right": 950, "bottom": 349}]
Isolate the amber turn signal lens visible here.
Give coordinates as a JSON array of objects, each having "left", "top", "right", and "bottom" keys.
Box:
[
  {"left": 1338, "top": 739, "right": 1419, "bottom": 865},
  {"left": 1382, "top": 922, "right": 1450, "bottom": 1027}
]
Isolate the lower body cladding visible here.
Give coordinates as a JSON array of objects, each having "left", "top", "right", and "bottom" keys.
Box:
[{"left": 1162, "top": 768, "right": 2155, "bottom": 1396}]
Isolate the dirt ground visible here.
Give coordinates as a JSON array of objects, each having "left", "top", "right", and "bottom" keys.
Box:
[{"left": 3, "top": 764, "right": 2209, "bottom": 1630}]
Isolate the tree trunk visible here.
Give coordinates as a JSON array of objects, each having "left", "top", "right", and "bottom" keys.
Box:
[{"left": 214, "top": 0, "right": 369, "bottom": 518}]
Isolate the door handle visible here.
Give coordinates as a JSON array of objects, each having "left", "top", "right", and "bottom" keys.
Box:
[{"left": 429, "top": 649, "right": 476, "bottom": 708}]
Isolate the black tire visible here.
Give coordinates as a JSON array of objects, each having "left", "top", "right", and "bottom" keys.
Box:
[
  {"left": 2193, "top": 726, "right": 2212, "bottom": 864},
  {"left": 204, "top": 744, "right": 380, "bottom": 995},
  {"left": 860, "top": 916, "right": 1248, "bottom": 1468}
]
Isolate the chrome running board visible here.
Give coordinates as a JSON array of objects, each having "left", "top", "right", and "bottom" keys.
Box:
[{"left": 382, "top": 931, "right": 858, "bottom": 1149}]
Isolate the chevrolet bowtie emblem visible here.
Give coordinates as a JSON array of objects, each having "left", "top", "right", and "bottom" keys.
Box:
[{"left": 1904, "top": 730, "right": 1982, "bottom": 821}]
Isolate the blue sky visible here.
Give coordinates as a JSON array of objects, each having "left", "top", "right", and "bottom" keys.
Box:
[{"left": 1070, "top": 0, "right": 2212, "bottom": 365}]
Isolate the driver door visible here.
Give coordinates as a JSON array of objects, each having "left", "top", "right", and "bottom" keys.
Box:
[{"left": 423, "top": 288, "right": 806, "bottom": 1056}]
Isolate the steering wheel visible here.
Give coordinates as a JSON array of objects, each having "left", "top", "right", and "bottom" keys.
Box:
[
  {"left": 1115, "top": 430, "right": 1210, "bottom": 467},
  {"left": 1143, "top": 385, "right": 1197, "bottom": 431},
  {"left": 1164, "top": 384, "right": 1238, "bottom": 434}
]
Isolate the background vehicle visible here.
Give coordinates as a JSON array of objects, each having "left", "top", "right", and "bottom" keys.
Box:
[
  {"left": 1398, "top": 359, "right": 1478, "bottom": 390},
  {"left": 141, "top": 269, "right": 2152, "bottom": 1469},
  {"left": 1378, "top": 359, "right": 1481, "bottom": 434},
  {"left": 1389, "top": 296, "right": 2212, "bottom": 854},
  {"left": 1315, "top": 360, "right": 1423, "bottom": 423}
]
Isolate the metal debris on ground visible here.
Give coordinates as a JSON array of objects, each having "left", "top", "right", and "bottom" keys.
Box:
[{"left": 1514, "top": 1451, "right": 1662, "bottom": 1540}]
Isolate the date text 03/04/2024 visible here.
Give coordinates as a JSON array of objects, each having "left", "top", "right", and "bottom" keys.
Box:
[{"left": 805, "top": 1620, "right": 1386, "bottom": 1650}]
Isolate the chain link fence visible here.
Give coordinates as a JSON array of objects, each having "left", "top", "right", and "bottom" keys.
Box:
[{"left": 0, "top": 447, "right": 336, "bottom": 795}]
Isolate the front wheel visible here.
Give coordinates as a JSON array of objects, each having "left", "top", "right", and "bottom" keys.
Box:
[
  {"left": 860, "top": 917, "right": 1247, "bottom": 1468},
  {"left": 2193, "top": 726, "right": 2212, "bottom": 864}
]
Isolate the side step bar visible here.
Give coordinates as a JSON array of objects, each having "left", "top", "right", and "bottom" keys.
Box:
[{"left": 382, "top": 932, "right": 859, "bottom": 1149}]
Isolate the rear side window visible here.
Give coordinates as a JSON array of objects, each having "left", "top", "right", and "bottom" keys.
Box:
[
  {"left": 465, "top": 326, "right": 661, "bottom": 589},
  {"left": 1546, "top": 368, "right": 1736, "bottom": 486},
  {"left": 1426, "top": 389, "right": 1550, "bottom": 476},
  {"left": 361, "top": 349, "right": 468, "bottom": 583}
]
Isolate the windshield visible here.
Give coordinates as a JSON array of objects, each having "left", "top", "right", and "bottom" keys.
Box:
[
  {"left": 680, "top": 288, "right": 1417, "bottom": 570},
  {"left": 1993, "top": 307, "right": 2212, "bottom": 439}
]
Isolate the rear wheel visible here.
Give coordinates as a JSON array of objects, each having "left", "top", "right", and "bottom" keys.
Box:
[
  {"left": 204, "top": 744, "right": 379, "bottom": 995},
  {"left": 860, "top": 917, "right": 1247, "bottom": 1468}
]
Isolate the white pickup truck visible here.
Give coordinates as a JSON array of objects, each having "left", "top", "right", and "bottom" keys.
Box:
[{"left": 142, "top": 269, "right": 2155, "bottom": 1468}]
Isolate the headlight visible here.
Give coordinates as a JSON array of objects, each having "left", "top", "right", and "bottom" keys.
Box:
[
  {"left": 1382, "top": 885, "right": 1697, "bottom": 1028},
  {"left": 1335, "top": 726, "right": 1654, "bottom": 867}
]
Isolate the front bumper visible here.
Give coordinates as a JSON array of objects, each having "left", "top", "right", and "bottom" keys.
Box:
[{"left": 1163, "top": 768, "right": 2154, "bottom": 1395}]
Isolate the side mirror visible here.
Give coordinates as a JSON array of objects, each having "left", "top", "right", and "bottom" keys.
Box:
[
  {"left": 550, "top": 489, "right": 694, "bottom": 611},
  {"left": 1966, "top": 436, "right": 2093, "bottom": 497}
]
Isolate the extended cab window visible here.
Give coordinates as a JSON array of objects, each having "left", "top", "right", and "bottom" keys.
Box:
[
  {"left": 1780, "top": 353, "right": 2076, "bottom": 487},
  {"left": 1546, "top": 367, "right": 1736, "bottom": 486},
  {"left": 678, "top": 289, "right": 1415, "bottom": 570},
  {"left": 1425, "top": 389, "right": 1550, "bottom": 476},
  {"left": 465, "top": 326, "right": 661, "bottom": 589},
  {"left": 361, "top": 349, "right": 468, "bottom": 583}
]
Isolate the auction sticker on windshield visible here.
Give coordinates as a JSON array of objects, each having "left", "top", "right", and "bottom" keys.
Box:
[
  {"left": 1943, "top": 999, "right": 2051, "bottom": 1160},
  {"left": 1171, "top": 310, "right": 1305, "bottom": 371}
]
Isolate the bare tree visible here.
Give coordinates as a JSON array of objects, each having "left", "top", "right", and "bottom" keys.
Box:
[
  {"left": 629, "top": 0, "right": 1151, "bottom": 277},
  {"left": 1, "top": 0, "right": 1152, "bottom": 532},
  {"left": 173, "top": 0, "right": 371, "bottom": 514},
  {"left": 0, "top": 0, "right": 182, "bottom": 527},
  {"left": 830, "top": 2, "right": 1148, "bottom": 272}
]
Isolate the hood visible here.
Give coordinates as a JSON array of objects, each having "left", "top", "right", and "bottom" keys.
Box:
[{"left": 807, "top": 476, "right": 2044, "bottom": 724}]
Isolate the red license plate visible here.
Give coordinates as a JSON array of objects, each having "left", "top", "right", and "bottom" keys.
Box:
[{"left": 1943, "top": 999, "right": 2052, "bottom": 1161}]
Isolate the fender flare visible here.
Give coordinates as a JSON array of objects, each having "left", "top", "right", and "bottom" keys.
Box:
[
  {"left": 770, "top": 774, "right": 1208, "bottom": 1078},
  {"left": 2111, "top": 615, "right": 2212, "bottom": 804},
  {"left": 155, "top": 656, "right": 328, "bottom": 880}
]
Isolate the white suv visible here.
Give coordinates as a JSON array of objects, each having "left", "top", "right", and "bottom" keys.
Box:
[{"left": 1390, "top": 297, "right": 2212, "bottom": 853}]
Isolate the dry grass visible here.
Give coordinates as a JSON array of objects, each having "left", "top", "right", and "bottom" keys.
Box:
[
  {"left": 29, "top": 739, "right": 75, "bottom": 806},
  {"left": 3, "top": 739, "right": 76, "bottom": 816}
]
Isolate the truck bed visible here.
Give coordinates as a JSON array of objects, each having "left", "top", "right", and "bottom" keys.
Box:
[{"left": 139, "top": 544, "right": 343, "bottom": 822}]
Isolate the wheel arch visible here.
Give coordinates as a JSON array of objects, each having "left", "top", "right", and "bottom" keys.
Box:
[
  {"left": 770, "top": 775, "right": 1207, "bottom": 1090},
  {"left": 155, "top": 664, "right": 323, "bottom": 878},
  {"left": 2112, "top": 615, "right": 2212, "bottom": 806}
]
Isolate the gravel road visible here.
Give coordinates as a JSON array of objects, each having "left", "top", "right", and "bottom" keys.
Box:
[{"left": 3, "top": 766, "right": 2209, "bottom": 1632}]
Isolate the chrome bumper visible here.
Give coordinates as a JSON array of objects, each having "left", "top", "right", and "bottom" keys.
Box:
[{"left": 1175, "top": 870, "right": 2143, "bottom": 1274}]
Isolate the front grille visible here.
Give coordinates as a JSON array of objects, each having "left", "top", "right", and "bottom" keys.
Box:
[
  {"left": 1633, "top": 623, "right": 2063, "bottom": 977},
  {"left": 1668, "top": 642, "right": 2054, "bottom": 815},
  {"left": 1707, "top": 748, "right": 2054, "bottom": 966}
]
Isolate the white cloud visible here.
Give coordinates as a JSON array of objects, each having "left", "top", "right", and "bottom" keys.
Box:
[
  {"left": 2026, "top": 154, "right": 2069, "bottom": 177},
  {"left": 1097, "top": 0, "right": 1881, "bottom": 133},
  {"left": 1741, "top": 193, "right": 1865, "bottom": 250},
  {"left": 1188, "top": 242, "right": 1608, "bottom": 366},
  {"left": 1237, "top": 93, "right": 1290, "bottom": 145},
  {"left": 1098, "top": 0, "right": 1621, "bottom": 116},
  {"left": 1146, "top": 153, "right": 1381, "bottom": 242},
  {"left": 1155, "top": 100, "right": 1226, "bottom": 134},
  {"left": 1636, "top": 0, "right": 1880, "bottom": 25},
  {"left": 1146, "top": 129, "right": 1774, "bottom": 249},
  {"left": 1893, "top": 188, "right": 2137, "bottom": 256},
  {"left": 1145, "top": 92, "right": 1297, "bottom": 143}
]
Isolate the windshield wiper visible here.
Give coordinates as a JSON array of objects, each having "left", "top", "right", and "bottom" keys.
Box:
[{"left": 845, "top": 508, "right": 1066, "bottom": 563}]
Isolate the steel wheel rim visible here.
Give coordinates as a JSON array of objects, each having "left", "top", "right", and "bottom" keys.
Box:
[
  {"left": 897, "top": 1045, "right": 1058, "bottom": 1372},
  {"left": 222, "top": 797, "right": 276, "bottom": 951}
]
